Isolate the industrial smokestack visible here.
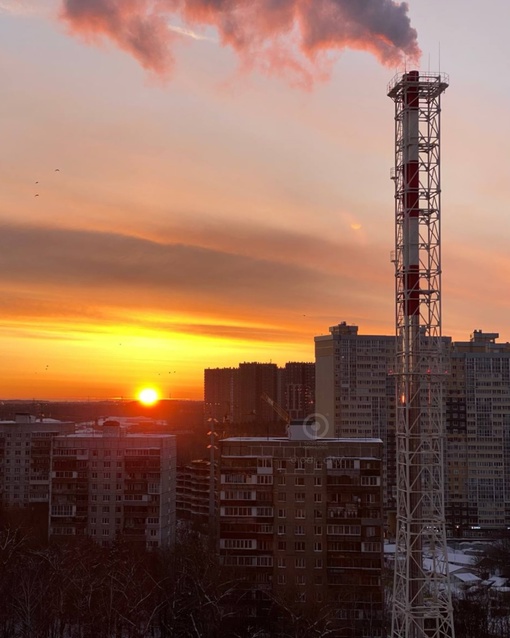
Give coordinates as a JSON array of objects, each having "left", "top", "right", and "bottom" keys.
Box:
[{"left": 60, "top": 0, "right": 420, "bottom": 82}]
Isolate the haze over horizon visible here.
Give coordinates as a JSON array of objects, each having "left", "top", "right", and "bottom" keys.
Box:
[{"left": 2, "top": 0, "right": 510, "bottom": 401}]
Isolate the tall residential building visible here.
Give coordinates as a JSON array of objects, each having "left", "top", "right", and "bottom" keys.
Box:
[
  {"left": 278, "top": 362, "right": 315, "bottom": 421},
  {"left": 205, "top": 362, "right": 316, "bottom": 430},
  {"left": 204, "top": 367, "right": 237, "bottom": 423},
  {"left": 0, "top": 414, "right": 75, "bottom": 509},
  {"left": 315, "top": 323, "right": 396, "bottom": 514},
  {"left": 235, "top": 362, "right": 279, "bottom": 424},
  {"left": 445, "top": 330, "right": 510, "bottom": 536},
  {"left": 49, "top": 421, "right": 176, "bottom": 548},
  {"left": 218, "top": 427, "right": 384, "bottom": 637}
]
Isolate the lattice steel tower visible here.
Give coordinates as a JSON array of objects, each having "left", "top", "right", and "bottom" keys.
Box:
[{"left": 388, "top": 71, "right": 454, "bottom": 638}]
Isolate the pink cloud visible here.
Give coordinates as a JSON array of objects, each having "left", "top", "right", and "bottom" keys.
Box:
[{"left": 60, "top": 0, "right": 420, "bottom": 83}]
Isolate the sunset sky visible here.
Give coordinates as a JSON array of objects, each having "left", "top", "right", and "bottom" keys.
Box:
[{"left": 2, "top": 0, "right": 510, "bottom": 401}]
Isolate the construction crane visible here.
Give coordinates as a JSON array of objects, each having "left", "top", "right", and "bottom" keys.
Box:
[{"left": 260, "top": 392, "right": 290, "bottom": 424}]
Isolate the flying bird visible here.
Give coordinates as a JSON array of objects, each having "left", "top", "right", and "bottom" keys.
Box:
[
  {"left": 55, "top": 168, "right": 60, "bottom": 172},
  {"left": 34, "top": 194, "right": 39, "bottom": 197}
]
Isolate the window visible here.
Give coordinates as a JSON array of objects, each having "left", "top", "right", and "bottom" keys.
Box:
[
  {"left": 294, "top": 477, "right": 305, "bottom": 486},
  {"left": 278, "top": 557, "right": 286, "bottom": 568},
  {"left": 314, "top": 493, "right": 322, "bottom": 503},
  {"left": 314, "top": 477, "right": 322, "bottom": 486},
  {"left": 277, "top": 525, "right": 286, "bottom": 535},
  {"left": 295, "top": 492, "right": 305, "bottom": 502},
  {"left": 278, "top": 492, "right": 286, "bottom": 502},
  {"left": 277, "top": 574, "right": 286, "bottom": 585},
  {"left": 295, "top": 558, "right": 306, "bottom": 569},
  {"left": 102, "top": 529, "right": 109, "bottom": 536},
  {"left": 222, "top": 539, "right": 255, "bottom": 550},
  {"left": 361, "top": 476, "right": 380, "bottom": 486},
  {"left": 278, "top": 509, "right": 286, "bottom": 518},
  {"left": 314, "top": 525, "right": 322, "bottom": 535},
  {"left": 314, "top": 542, "right": 323, "bottom": 552},
  {"left": 327, "top": 525, "right": 361, "bottom": 535},
  {"left": 295, "top": 542, "right": 305, "bottom": 552},
  {"left": 315, "top": 559, "right": 323, "bottom": 568},
  {"left": 102, "top": 518, "right": 109, "bottom": 524},
  {"left": 295, "top": 509, "right": 305, "bottom": 519},
  {"left": 295, "top": 525, "right": 305, "bottom": 535},
  {"left": 277, "top": 541, "right": 286, "bottom": 551},
  {"left": 223, "top": 507, "right": 253, "bottom": 516},
  {"left": 296, "top": 575, "right": 306, "bottom": 585}
]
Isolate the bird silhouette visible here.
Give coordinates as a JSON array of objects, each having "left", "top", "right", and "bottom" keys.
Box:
[
  {"left": 34, "top": 194, "right": 39, "bottom": 197},
  {"left": 55, "top": 169, "right": 60, "bottom": 172}
]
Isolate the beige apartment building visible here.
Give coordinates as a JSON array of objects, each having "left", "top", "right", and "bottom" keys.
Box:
[
  {"left": 49, "top": 421, "right": 176, "bottom": 548},
  {"left": 0, "top": 413, "right": 75, "bottom": 509}
]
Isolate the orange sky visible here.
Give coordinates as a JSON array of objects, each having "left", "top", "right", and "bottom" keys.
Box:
[{"left": 2, "top": 0, "right": 510, "bottom": 400}]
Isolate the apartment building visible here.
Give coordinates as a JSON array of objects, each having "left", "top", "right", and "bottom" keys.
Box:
[
  {"left": 446, "top": 330, "right": 510, "bottom": 536},
  {"left": 218, "top": 426, "right": 384, "bottom": 637},
  {"left": 315, "top": 323, "right": 396, "bottom": 516},
  {"left": 0, "top": 414, "right": 75, "bottom": 509},
  {"left": 278, "top": 362, "right": 315, "bottom": 421},
  {"left": 49, "top": 421, "right": 176, "bottom": 548},
  {"left": 204, "top": 362, "right": 316, "bottom": 430},
  {"left": 176, "top": 458, "right": 211, "bottom": 525}
]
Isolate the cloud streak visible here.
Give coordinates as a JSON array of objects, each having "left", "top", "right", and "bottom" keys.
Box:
[
  {"left": 59, "top": 0, "right": 420, "bottom": 83},
  {"left": 0, "top": 222, "right": 392, "bottom": 337}
]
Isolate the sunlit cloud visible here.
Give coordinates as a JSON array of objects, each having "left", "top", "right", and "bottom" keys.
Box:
[
  {"left": 0, "top": 0, "right": 41, "bottom": 16},
  {"left": 167, "top": 23, "right": 217, "bottom": 43}
]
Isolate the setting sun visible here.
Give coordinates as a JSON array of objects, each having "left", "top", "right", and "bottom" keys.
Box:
[{"left": 138, "top": 387, "right": 160, "bottom": 406}]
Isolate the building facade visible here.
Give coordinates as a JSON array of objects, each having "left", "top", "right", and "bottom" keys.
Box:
[
  {"left": 176, "top": 458, "right": 211, "bottom": 526},
  {"left": 278, "top": 362, "right": 315, "bottom": 421},
  {"left": 49, "top": 422, "right": 176, "bottom": 548},
  {"left": 0, "top": 414, "right": 75, "bottom": 510},
  {"left": 315, "top": 323, "right": 396, "bottom": 517},
  {"left": 218, "top": 428, "right": 384, "bottom": 637},
  {"left": 446, "top": 330, "right": 510, "bottom": 536},
  {"left": 205, "top": 362, "right": 316, "bottom": 431}
]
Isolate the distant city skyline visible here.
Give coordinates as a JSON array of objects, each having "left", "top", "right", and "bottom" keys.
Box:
[{"left": 2, "top": 0, "right": 510, "bottom": 400}]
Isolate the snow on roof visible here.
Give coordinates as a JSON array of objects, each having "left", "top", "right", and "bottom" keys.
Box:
[{"left": 453, "top": 572, "right": 481, "bottom": 584}]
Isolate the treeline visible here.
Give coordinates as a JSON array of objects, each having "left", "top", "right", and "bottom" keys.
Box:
[
  {"left": 0, "top": 525, "right": 347, "bottom": 638},
  {"left": 0, "top": 527, "right": 261, "bottom": 638}
]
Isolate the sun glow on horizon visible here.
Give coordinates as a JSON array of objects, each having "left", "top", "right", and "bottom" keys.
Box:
[{"left": 138, "top": 387, "right": 160, "bottom": 406}]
